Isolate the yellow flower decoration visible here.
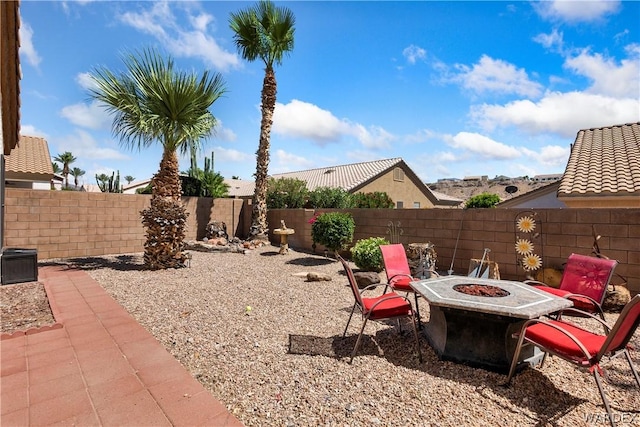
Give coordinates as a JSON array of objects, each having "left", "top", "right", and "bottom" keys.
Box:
[
  {"left": 516, "top": 216, "right": 536, "bottom": 233},
  {"left": 515, "top": 239, "right": 534, "bottom": 255},
  {"left": 522, "top": 253, "right": 542, "bottom": 271}
]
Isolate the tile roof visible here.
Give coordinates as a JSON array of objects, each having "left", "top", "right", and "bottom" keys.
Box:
[
  {"left": 271, "top": 158, "right": 406, "bottom": 191},
  {"left": 5, "top": 135, "right": 54, "bottom": 176},
  {"left": 559, "top": 122, "right": 640, "bottom": 196},
  {"left": 224, "top": 178, "right": 255, "bottom": 198}
]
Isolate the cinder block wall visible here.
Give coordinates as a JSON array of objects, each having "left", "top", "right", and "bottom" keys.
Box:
[
  {"left": 3, "top": 189, "right": 247, "bottom": 260},
  {"left": 267, "top": 208, "right": 640, "bottom": 295}
]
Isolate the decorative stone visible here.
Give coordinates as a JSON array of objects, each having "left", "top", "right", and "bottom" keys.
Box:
[
  {"left": 603, "top": 284, "right": 631, "bottom": 312},
  {"left": 306, "top": 272, "right": 332, "bottom": 282},
  {"left": 206, "top": 221, "right": 228, "bottom": 240},
  {"left": 353, "top": 272, "right": 380, "bottom": 289}
]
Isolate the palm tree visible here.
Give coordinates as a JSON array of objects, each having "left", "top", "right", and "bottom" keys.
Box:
[
  {"left": 70, "top": 167, "right": 85, "bottom": 188},
  {"left": 124, "top": 175, "right": 135, "bottom": 185},
  {"left": 89, "top": 48, "right": 226, "bottom": 269},
  {"left": 229, "top": 0, "right": 295, "bottom": 239},
  {"left": 52, "top": 162, "right": 62, "bottom": 174},
  {"left": 54, "top": 152, "right": 77, "bottom": 188}
]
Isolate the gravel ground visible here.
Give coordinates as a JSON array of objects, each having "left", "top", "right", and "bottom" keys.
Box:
[{"left": 66, "top": 246, "right": 639, "bottom": 426}]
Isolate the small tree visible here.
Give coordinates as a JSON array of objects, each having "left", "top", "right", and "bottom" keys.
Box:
[
  {"left": 124, "top": 175, "right": 135, "bottom": 185},
  {"left": 465, "top": 193, "right": 501, "bottom": 208},
  {"left": 267, "top": 178, "right": 308, "bottom": 208},
  {"left": 307, "top": 187, "right": 353, "bottom": 208},
  {"left": 311, "top": 212, "right": 355, "bottom": 255},
  {"left": 350, "top": 237, "right": 389, "bottom": 272}
]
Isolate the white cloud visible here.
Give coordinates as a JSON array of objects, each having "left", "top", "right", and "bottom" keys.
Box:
[
  {"left": 18, "top": 21, "right": 42, "bottom": 67},
  {"left": 75, "top": 72, "right": 98, "bottom": 91},
  {"left": 272, "top": 99, "right": 395, "bottom": 149},
  {"left": 60, "top": 101, "right": 112, "bottom": 130},
  {"left": 19, "top": 124, "right": 48, "bottom": 139},
  {"left": 521, "top": 145, "right": 570, "bottom": 167},
  {"left": 452, "top": 55, "right": 543, "bottom": 98},
  {"left": 56, "top": 129, "right": 129, "bottom": 161},
  {"left": 564, "top": 47, "right": 640, "bottom": 98},
  {"left": 212, "top": 146, "right": 253, "bottom": 163},
  {"left": 533, "top": 0, "right": 620, "bottom": 23},
  {"left": 403, "top": 45, "right": 427, "bottom": 64},
  {"left": 405, "top": 129, "right": 439, "bottom": 144},
  {"left": 533, "top": 29, "right": 565, "bottom": 54},
  {"left": 445, "top": 132, "right": 521, "bottom": 160},
  {"left": 471, "top": 91, "right": 640, "bottom": 138},
  {"left": 211, "top": 120, "right": 237, "bottom": 142},
  {"left": 118, "top": 2, "right": 239, "bottom": 72},
  {"left": 272, "top": 150, "right": 315, "bottom": 173}
]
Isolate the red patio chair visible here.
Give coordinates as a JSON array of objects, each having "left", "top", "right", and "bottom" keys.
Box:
[
  {"left": 505, "top": 295, "right": 640, "bottom": 427},
  {"left": 380, "top": 244, "right": 435, "bottom": 328},
  {"left": 338, "top": 254, "right": 422, "bottom": 364},
  {"left": 526, "top": 253, "right": 618, "bottom": 319}
]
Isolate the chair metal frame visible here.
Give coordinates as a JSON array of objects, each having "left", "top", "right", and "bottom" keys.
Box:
[
  {"left": 338, "top": 254, "right": 422, "bottom": 364},
  {"left": 505, "top": 295, "right": 640, "bottom": 427}
]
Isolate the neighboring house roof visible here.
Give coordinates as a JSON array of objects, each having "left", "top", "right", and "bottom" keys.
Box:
[
  {"left": 558, "top": 122, "right": 640, "bottom": 203},
  {"left": 224, "top": 178, "right": 255, "bottom": 198},
  {"left": 496, "top": 181, "right": 566, "bottom": 209},
  {"left": 122, "top": 179, "right": 152, "bottom": 194},
  {"left": 1, "top": 0, "right": 21, "bottom": 155},
  {"left": 430, "top": 190, "right": 464, "bottom": 207},
  {"left": 5, "top": 135, "right": 54, "bottom": 182},
  {"left": 270, "top": 157, "right": 442, "bottom": 206}
]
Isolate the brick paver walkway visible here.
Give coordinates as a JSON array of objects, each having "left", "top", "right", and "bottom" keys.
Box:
[{"left": 1, "top": 265, "right": 243, "bottom": 426}]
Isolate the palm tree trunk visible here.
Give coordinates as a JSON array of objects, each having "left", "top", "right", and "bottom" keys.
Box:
[{"left": 251, "top": 67, "right": 277, "bottom": 239}]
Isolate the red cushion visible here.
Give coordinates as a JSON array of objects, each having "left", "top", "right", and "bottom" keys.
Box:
[
  {"left": 362, "top": 293, "right": 412, "bottom": 320},
  {"left": 390, "top": 276, "right": 416, "bottom": 292},
  {"left": 533, "top": 285, "right": 598, "bottom": 312},
  {"left": 525, "top": 320, "right": 606, "bottom": 362}
]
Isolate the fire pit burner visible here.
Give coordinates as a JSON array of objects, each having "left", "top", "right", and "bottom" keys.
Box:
[{"left": 453, "top": 284, "right": 510, "bottom": 297}]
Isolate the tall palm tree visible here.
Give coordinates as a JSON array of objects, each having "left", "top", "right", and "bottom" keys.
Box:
[
  {"left": 124, "top": 175, "right": 135, "bottom": 185},
  {"left": 54, "top": 152, "right": 77, "bottom": 188},
  {"left": 52, "top": 162, "right": 62, "bottom": 174},
  {"left": 230, "top": 0, "right": 295, "bottom": 239},
  {"left": 70, "top": 167, "right": 85, "bottom": 188},
  {"left": 89, "top": 48, "right": 226, "bottom": 269}
]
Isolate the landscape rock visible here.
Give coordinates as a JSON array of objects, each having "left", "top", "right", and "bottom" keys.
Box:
[
  {"left": 353, "top": 271, "right": 381, "bottom": 289},
  {"left": 306, "top": 272, "right": 332, "bottom": 282}
]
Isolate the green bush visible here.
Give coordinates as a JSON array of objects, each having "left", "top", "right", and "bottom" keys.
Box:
[
  {"left": 350, "top": 237, "right": 389, "bottom": 272},
  {"left": 307, "top": 187, "right": 353, "bottom": 208},
  {"left": 310, "top": 212, "right": 355, "bottom": 253},
  {"left": 465, "top": 193, "right": 501, "bottom": 208},
  {"left": 352, "top": 191, "right": 394, "bottom": 208},
  {"left": 267, "top": 178, "right": 308, "bottom": 209}
]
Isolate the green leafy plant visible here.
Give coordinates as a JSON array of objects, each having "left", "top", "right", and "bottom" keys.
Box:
[
  {"left": 267, "top": 177, "right": 308, "bottom": 208},
  {"left": 350, "top": 237, "right": 390, "bottom": 272},
  {"left": 352, "top": 191, "right": 394, "bottom": 208},
  {"left": 311, "top": 212, "right": 355, "bottom": 254},
  {"left": 307, "top": 187, "right": 353, "bottom": 208},
  {"left": 465, "top": 193, "right": 501, "bottom": 208}
]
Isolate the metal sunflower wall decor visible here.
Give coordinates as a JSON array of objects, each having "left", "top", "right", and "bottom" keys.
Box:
[{"left": 514, "top": 211, "right": 543, "bottom": 276}]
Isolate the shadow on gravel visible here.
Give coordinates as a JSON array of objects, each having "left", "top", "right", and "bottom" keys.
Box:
[{"left": 39, "top": 255, "right": 145, "bottom": 272}]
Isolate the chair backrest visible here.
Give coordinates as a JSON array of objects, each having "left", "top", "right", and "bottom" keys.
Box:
[
  {"left": 380, "top": 244, "right": 411, "bottom": 280},
  {"left": 559, "top": 253, "right": 618, "bottom": 304},
  {"left": 337, "top": 255, "right": 364, "bottom": 308},
  {"left": 599, "top": 294, "right": 640, "bottom": 359}
]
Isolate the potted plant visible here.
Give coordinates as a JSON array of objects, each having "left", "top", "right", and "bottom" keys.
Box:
[
  {"left": 350, "top": 237, "right": 389, "bottom": 272},
  {"left": 310, "top": 212, "right": 355, "bottom": 256}
]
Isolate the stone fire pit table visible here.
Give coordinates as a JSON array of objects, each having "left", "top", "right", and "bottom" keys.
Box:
[{"left": 411, "top": 276, "right": 573, "bottom": 373}]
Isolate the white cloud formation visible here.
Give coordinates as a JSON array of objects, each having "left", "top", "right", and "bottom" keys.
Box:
[
  {"left": 521, "top": 145, "right": 570, "bottom": 167},
  {"left": 471, "top": 91, "right": 639, "bottom": 138},
  {"left": 533, "top": 29, "right": 565, "bottom": 54},
  {"left": 445, "top": 132, "right": 522, "bottom": 160},
  {"left": 118, "top": 2, "right": 239, "bottom": 72},
  {"left": 212, "top": 146, "right": 253, "bottom": 163},
  {"left": 75, "top": 72, "right": 98, "bottom": 91},
  {"left": 19, "top": 124, "right": 48, "bottom": 138},
  {"left": 272, "top": 149, "right": 315, "bottom": 173},
  {"left": 60, "top": 101, "right": 112, "bottom": 130},
  {"left": 403, "top": 45, "right": 427, "bottom": 64},
  {"left": 56, "top": 129, "right": 129, "bottom": 161},
  {"left": 533, "top": 0, "right": 620, "bottom": 23},
  {"left": 564, "top": 47, "right": 640, "bottom": 98},
  {"left": 272, "top": 99, "right": 395, "bottom": 149},
  {"left": 452, "top": 55, "right": 543, "bottom": 98},
  {"left": 18, "top": 21, "right": 42, "bottom": 67}
]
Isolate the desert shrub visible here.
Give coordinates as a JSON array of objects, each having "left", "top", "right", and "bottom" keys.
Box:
[
  {"left": 307, "top": 187, "right": 353, "bottom": 208},
  {"left": 267, "top": 178, "right": 308, "bottom": 209},
  {"left": 350, "top": 237, "right": 389, "bottom": 272},
  {"left": 352, "top": 191, "right": 394, "bottom": 208},
  {"left": 465, "top": 193, "right": 501, "bottom": 208},
  {"left": 311, "top": 212, "right": 355, "bottom": 253}
]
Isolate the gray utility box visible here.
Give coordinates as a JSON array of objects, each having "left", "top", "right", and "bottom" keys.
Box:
[{"left": 1, "top": 248, "right": 38, "bottom": 285}]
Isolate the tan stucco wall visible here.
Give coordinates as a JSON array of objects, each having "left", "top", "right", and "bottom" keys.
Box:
[
  {"left": 561, "top": 196, "right": 640, "bottom": 208},
  {"left": 357, "top": 167, "right": 435, "bottom": 208}
]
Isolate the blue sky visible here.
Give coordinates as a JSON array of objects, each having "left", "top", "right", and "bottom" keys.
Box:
[{"left": 19, "top": 1, "right": 640, "bottom": 187}]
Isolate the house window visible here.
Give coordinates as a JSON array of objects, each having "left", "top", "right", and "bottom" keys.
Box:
[
  {"left": 393, "top": 167, "right": 404, "bottom": 182},
  {"left": 413, "top": 202, "right": 420, "bottom": 208},
  {"left": 396, "top": 201, "right": 404, "bottom": 209}
]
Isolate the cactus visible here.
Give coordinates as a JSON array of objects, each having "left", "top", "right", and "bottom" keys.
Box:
[{"left": 96, "top": 171, "right": 122, "bottom": 193}]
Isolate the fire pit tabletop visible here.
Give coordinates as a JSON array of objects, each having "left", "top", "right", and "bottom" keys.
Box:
[{"left": 411, "top": 276, "right": 572, "bottom": 319}]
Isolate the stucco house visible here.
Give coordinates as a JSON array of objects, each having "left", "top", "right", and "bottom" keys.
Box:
[{"left": 236, "top": 158, "right": 462, "bottom": 208}]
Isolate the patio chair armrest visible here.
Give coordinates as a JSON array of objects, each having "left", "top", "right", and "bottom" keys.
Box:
[
  {"left": 388, "top": 273, "right": 415, "bottom": 282},
  {"left": 359, "top": 283, "right": 393, "bottom": 294},
  {"left": 523, "top": 280, "right": 547, "bottom": 287},
  {"left": 556, "top": 308, "right": 612, "bottom": 332},
  {"left": 516, "top": 318, "right": 595, "bottom": 360}
]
